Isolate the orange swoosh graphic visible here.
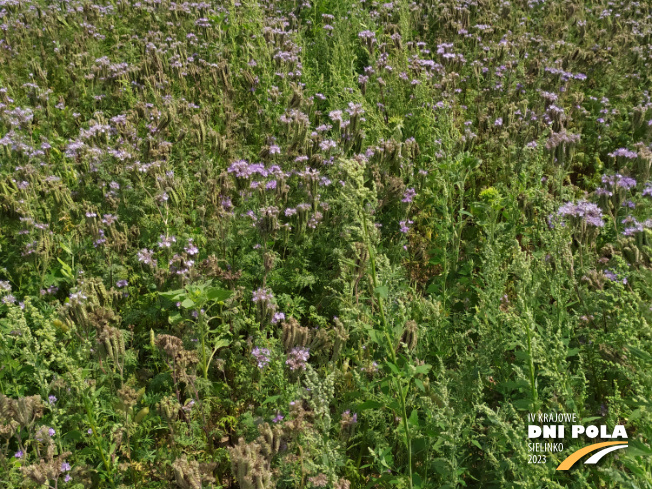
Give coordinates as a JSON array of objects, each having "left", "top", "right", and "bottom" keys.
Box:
[{"left": 556, "top": 441, "right": 628, "bottom": 470}]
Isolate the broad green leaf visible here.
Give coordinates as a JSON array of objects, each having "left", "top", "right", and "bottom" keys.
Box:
[
  {"left": 374, "top": 285, "right": 389, "bottom": 299},
  {"left": 206, "top": 287, "right": 232, "bottom": 302},
  {"left": 168, "top": 312, "right": 183, "bottom": 325},
  {"left": 385, "top": 362, "right": 400, "bottom": 374},
  {"left": 414, "top": 364, "right": 431, "bottom": 375}
]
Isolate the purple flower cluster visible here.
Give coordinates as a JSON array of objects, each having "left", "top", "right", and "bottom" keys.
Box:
[
  {"left": 252, "top": 287, "right": 274, "bottom": 303},
  {"left": 399, "top": 220, "right": 414, "bottom": 233},
  {"left": 252, "top": 347, "right": 271, "bottom": 369},
  {"left": 604, "top": 269, "right": 627, "bottom": 285},
  {"left": 608, "top": 148, "right": 638, "bottom": 159},
  {"left": 137, "top": 248, "right": 157, "bottom": 267},
  {"left": 601, "top": 174, "right": 637, "bottom": 190},
  {"left": 557, "top": 200, "right": 605, "bottom": 227},
  {"left": 286, "top": 347, "right": 310, "bottom": 371},
  {"left": 402, "top": 188, "right": 417, "bottom": 203}
]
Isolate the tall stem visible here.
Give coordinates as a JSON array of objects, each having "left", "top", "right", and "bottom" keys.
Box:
[{"left": 363, "top": 216, "right": 413, "bottom": 489}]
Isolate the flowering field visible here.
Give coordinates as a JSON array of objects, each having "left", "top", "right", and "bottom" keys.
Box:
[{"left": 1, "top": 0, "right": 652, "bottom": 487}]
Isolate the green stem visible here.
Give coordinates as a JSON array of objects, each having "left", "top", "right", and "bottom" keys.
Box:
[
  {"left": 83, "top": 397, "right": 114, "bottom": 487},
  {"left": 363, "top": 216, "right": 413, "bottom": 489},
  {"left": 524, "top": 317, "right": 538, "bottom": 405}
]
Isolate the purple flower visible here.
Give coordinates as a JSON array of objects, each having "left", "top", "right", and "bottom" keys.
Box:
[
  {"left": 228, "top": 159, "right": 253, "bottom": 178},
  {"left": 252, "top": 347, "right": 271, "bottom": 369},
  {"left": 271, "top": 312, "right": 285, "bottom": 324},
  {"left": 557, "top": 201, "right": 604, "bottom": 227},
  {"left": 158, "top": 235, "right": 176, "bottom": 248},
  {"left": 272, "top": 413, "right": 284, "bottom": 423},
  {"left": 14, "top": 450, "right": 23, "bottom": 458},
  {"left": 48, "top": 428, "right": 55, "bottom": 437},
  {"left": 329, "top": 110, "right": 343, "bottom": 122},
  {"left": 616, "top": 176, "right": 637, "bottom": 190},
  {"left": 399, "top": 220, "right": 413, "bottom": 234},
  {"left": 184, "top": 239, "right": 199, "bottom": 255},
  {"left": 61, "top": 462, "right": 71, "bottom": 472},
  {"left": 137, "top": 248, "right": 157, "bottom": 266},
  {"left": 286, "top": 347, "right": 310, "bottom": 371},
  {"left": 402, "top": 188, "right": 417, "bottom": 203},
  {"left": 64, "top": 475, "right": 72, "bottom": 483},
  {"left": 252, "top": 288, "right": 273, "bottom": 303},
  {"left": 101, "top": 214, "right": 117, "bottom": 225},
  {"left": 48, "top": 395, "right": 57, "bottom": 405},
  {"left": 319, "top": 139, "right": 337, "bottom": 151},
  {"left": 608, "top": 148, "right": 638, "bottom": 159},
  {"left": 116, "top": 280, "right": 128, "bottom": 288}
]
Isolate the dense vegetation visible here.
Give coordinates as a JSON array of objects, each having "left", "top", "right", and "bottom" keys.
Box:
[{"left": 1, "top": 0, "right": 652, "bottom": 487}]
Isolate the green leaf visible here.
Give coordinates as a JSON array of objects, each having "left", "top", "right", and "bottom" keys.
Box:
[
  {"left": 432, "top": 459, "right": 449, "bottom": 476},
  {"left": 580, "top": 416, "right": 603, "bottom": 424},
  {"left": 373, "top": 285, "right": 389, "bottom": 299},
  {"left": 471, "top": 439, "right": 482, "bottom": 450},
  {"left": 412, "top": 473, "right": 424, "bottom": 489},
  {"left": 168, "top": 312, "right": 183, "bottom": 325},
  {"left": 566, "top": 348, "right": 580, "bottom": 357},
  {"left": 385, "top": 362, "right": 400, "bottom": 374},
  {"left": 159, "top": 289, "right": 184, "bottom": 300},
  {"left": 206, "top": 287, "right": 232, "bottom": 302},
  {"left": 414, "top": 364, "right": 432, "bottom": 375},
  {"left": 213, "top": 338, "right": 230, "bottom": 350},
  {"left": 628, "top": 439, "right": 652, "bottom": 457},
  {"left": 358, "top": 400, "right": 383, "bottom": 410},
  {"left": 262, "top": 395, "right": 280, "bottom": 406},
  {"left": 63, "top": 430, "right": 83, "bottom": 442},
  {"left": 181, "top": 298, "right": 195, "bottom": 308},
  {"left": 513, "top": 399, "right": 532, "bottom": 410},
  {"left": 408, "top": 409, "right": 419, "bottom": 427}
]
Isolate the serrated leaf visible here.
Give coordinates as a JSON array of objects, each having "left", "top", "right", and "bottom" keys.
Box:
[{"left": 408, "top": 409, "right": 419, "bottom": 427}]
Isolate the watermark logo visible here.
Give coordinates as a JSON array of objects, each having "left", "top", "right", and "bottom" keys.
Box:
[
  {"left": 556, "top": 441, "right": 628, "bottom": 470},
  {"left": 527, "top": 412, "right": 628, "bottom": 470}
]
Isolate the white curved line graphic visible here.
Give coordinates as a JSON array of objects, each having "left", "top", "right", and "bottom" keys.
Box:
[{"left": 584, "top": 444, "right": 628, "bottom": 464}]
